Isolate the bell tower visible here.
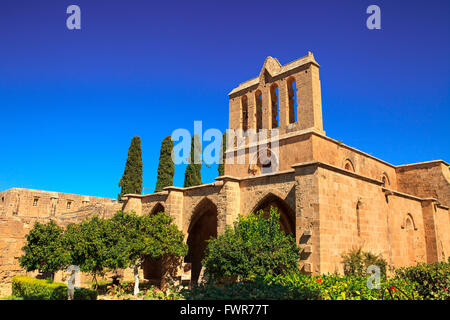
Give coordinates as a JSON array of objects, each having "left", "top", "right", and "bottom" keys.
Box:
[
  {"left": 225, "top": 52, "right": 324, "bottom": 178},
  {"left": 228, "top": 52, "right": 324, "bottom": 135}
]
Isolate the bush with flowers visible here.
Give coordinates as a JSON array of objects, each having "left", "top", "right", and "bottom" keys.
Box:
[
  {"left": 392, "top": 260, "right": 449, "bottom": 300},
  {"left": 265, "top": 273, "right": 421, "bottom": 300},
  {"left": 182, "top": 273, "right": 421, "bottom": 300}
]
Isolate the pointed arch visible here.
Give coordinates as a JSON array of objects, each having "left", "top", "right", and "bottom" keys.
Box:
[
  {"left": 143, "top": 201, "right": 166, "bottom": 284},
  {"left": 186, "top": 197, "right": 218, "bottom": 283},
  {"left": 188, "top": 197, "right": 218, "bottom": 233},
  {"left": 402, "top": 213, "right": 417, "bottom": 231},
  {"left": 287, "top": 76, "right": 297, "bottom": 124},
  {"left": 149, "top": 202, "right": 165, "bottom": 216},
  {"left": 270, "top": 83, "right": 279, "bottom": 128},
  {"left": 241, "top": 95, "right": 249, "bottom": 132},
  {"left": 250, "top": 192, "right": 295, "bottom": 236},
  {"left": 381, "top": 172, "right": 391, "bottom": 187},
  {"left": 402, "top": 213, "right": 417, "bottom": 265},
  {"left": 255, "top": 90, "right": 263, "bottom": 131},
  {"left": 343, "top": 158, "right": 355, "bottom": 172}
]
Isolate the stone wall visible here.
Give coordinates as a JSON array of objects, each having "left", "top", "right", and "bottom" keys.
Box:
[
  {"left": 0, "top": 188, "right": 122, "bottom": 296},
  {"left": 397, "top": 161, "right": 450, "bottom": 207}
]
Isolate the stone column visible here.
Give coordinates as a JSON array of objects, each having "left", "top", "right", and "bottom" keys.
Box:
[
  {"left": 216, "top": 177, "right": 240, "bottom": 235},
  {"left": 122, "top": 196, "right": 142, "bottom": 215},
  {"left": 421, "top": 199, "right": 439, "bottom": 263},
  {"left": 297, "top": 63, "right": 323, "bottom": 133},
  {"left": 278, "top": 80, "right": 289, "bottom": 131},
  {"left": 228, "top": 97, "right": 241, "bottom": 131},
  {"left": 163, "top": 187, "right": 184, "bottom": 232},
  {"left": 261, "top": 87, "right": 271, "bottom": 130},
  {"left": 292, "top": 162, "right": 321, "bottom": 274},
  {"left": 247, "top": 90, "right": 256, "bottom": 131}
]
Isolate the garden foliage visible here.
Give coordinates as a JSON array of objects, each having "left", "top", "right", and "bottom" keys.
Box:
[
  {"left": 202, "top": 207, "right": 301, "bottom": 281},
  {"left": 12, "top": 276, "right": 97, "bottom": 300}
]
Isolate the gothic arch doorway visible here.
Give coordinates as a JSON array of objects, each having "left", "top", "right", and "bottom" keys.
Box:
[
  {"left": 185, "top": 198, "right": 218, "bottom": 283},
  {"left": 252, "top": 193, "right": 295, "bottom": 236},
  {"left": 143, "top": 202, "right": 166, "bottom": 285}
]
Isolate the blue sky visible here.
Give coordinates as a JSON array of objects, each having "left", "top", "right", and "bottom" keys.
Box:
[{"left": 0, "top": 0, "right": 449, "bottom": 198}]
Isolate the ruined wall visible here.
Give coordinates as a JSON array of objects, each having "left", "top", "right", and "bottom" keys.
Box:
[
  {"left": 0, "top": 188, "right": 118, "bottom": 218},
  {"left": 0, "top": 188, "right": 122, "bottom": 296}
]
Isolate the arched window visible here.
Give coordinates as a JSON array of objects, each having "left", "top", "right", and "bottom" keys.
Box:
[
  {"left": 241, "top": 95, "right": 248, "bottom": 132},
  {"left": 270, "top": 84, "right": 279, "bottom": 128},
  {"left": 381, "top": 172, "right": 390, "bottom": 187},
  {"left": 255, "top": 90, "right": 263, "bottom": 131},
  {"left": 248, "top": 147, "right": 279, "bottom": 175},
  {"left": 404, "top": 214, "right": 416, "bottom": 265},
  {"left": 287, "top": 77, "right": 297, "bottom": 124},
  {"left": 343, "top": 159, "right": 355, "bottom": 172}
]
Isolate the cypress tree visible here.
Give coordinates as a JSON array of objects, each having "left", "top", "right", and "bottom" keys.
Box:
[
  {"left": 184, "top": 134, "right": 202, "bottom": 187},
  {"left": 155, "top": 136, "right": 175, "bottom": 192},
  {"left": 218, "top": 131, "right": 227, "bottom": 176},
  {"left": 118, "top": 136, "right": 143, "bottom": 200}
]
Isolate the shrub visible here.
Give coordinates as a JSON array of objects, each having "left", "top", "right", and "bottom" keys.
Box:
[
  {"left": 12, "top": 276, "right": 97, "bottom": 300},
  {"left": 342, "top": 248, "right": 387, "bottom": 278},
  {"left": 182, "top": 279, "right": 320, "bottom": 300},
  {"left": 143, "top": 285, "right": 185, "bottom": 300},
  {"left": 393, "top": 261, "right": 449, "bottom": 300},
  {"left": 202, "top": 207, "right": 301, "bottom": 281},
  {"left": 265, "top": 273, "right": 421, "bottom": 300},
  {"left": 181, "top": 273, "right": 422, "bottom": 300},
  {"left": 74, "top": 287, "right": 98, "bottom": 300},
  {"left": 0, "top": 296, "right": 24, "bottom": 300}
]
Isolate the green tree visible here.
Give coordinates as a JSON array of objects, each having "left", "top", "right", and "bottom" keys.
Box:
[
  {"left": 111, "top": 211, "right": 187, "bottom": 294},
  {"left": 203, "top": 207, "right": 301, "bottom": 281},
  {"left": 19, "top": 221, "right": 70, "bottom": 280},
  {"left": 64, "top": 216, "right": 116, "bottom": 289},
  {"left": 218, "top": 132, "right": 227, "bottom": 176},
  {"left": 118, "top": 136, "right": 143, "bottom": 200},
  {"left": 155, "top": 136, "right": 175, "bottom": 192},
  {"left": 143, "top": 212, "right": 188, "bottom": 291},
  {"left": 184, "top": 134, "right": 202, "bottom": 187}
]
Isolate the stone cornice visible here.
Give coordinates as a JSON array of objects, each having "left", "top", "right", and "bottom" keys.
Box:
[{"left": 396, "top": 160, "right": 449, "bottom": 169}]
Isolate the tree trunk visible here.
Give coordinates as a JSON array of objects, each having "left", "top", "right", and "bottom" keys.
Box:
[
  {"left": 133, "top": 265, "right": 140, "bottom": 296},
  {"left": 160, "top": 255, "right": 178, "bottom": 292},
  {"left": 93, "top": 274, "right": 98, "bottom": 291}
]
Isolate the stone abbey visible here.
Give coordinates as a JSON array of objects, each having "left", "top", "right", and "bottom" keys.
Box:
[{"left": 1, "top": 52, "right": 449, "bottom": 293}]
